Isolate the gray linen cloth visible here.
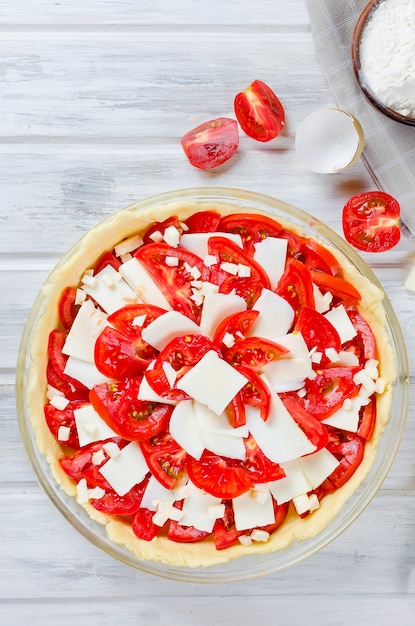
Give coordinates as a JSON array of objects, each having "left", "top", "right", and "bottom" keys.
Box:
[{"left": 306, "top": 0, "right": 415, "bottom": 238}]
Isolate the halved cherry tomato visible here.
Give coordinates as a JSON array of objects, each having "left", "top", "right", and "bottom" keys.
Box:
[
  {"left": 325, "top": 426, "right": 365, "bottom": 488},
  {"left": 310, "top": 270, "right": 361, "bottom": 305},
  {"left": 181, "top": 117, "right": 239, "bottom": 170},
  {"left": 132, "top": 507, "right": 164, "bottom": 541},
  {"left": 342, "top": 191, "right": 401, "bottom": 252},
  {"left": 280, "top": 394, "right": 329, "bottom": 452},
  {"left": 297, "top": 366, "right": 361, "bottom": 421},
  {"left": 44, "top": 400, "right": 86, "bottom": 449},
  {"left": 276, "top": 260, "right": 315, "bottom": 318},
  {"left": 224, "top": 337, "right": 288, "bottom": 371},
  {"left": 213, "top": 309, "right": 259, "bottom": 349},
  {"left": 218, "top": 213, "right": 283, "bottom": 255},
  {"left": 93, "top": 251, "right": 121, "bottom": 275},
  {"left": 135, "top": 243, "right": 209, "bottom": 322},
  {"left": 90, "top": 378, "right": 172, "bottom": 441},
  {"left": 91, "top": 480, "right": 148, "bottom": 516},
  {"left": 343, "top": 306, "right": 377, "bottom": 363},
  {"left": 187, "top": 451, "right": 254, "bottom": 499},
  {"left": 142, "top": 216, "right": 183, "bottom": 246},
  {"left": 58, "top": 286, "right": 79, "bottom": 330},
  {"left": 207, "top": 236, "right": 271, "bottom": 289},
  {"left": 295, "top": 306, "right": 341, "bottom": 366},
  {"left": 183, "top": 210, "right": 221, "bottom": 233},
  {"left": 357, "top": 395, "right": 377, "bottom": 441},
  {"left": 140, "top": 429, "right": 187, "bottom": 490},
  {"left": 234, "top": 80, "right": 285, "bottom": 142},
  {"left": 145, "top": 334, "right": 221, "bottom": 401}
]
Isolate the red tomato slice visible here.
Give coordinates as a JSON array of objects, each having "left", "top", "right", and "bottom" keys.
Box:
[
  {"left": 219, "top": 276, "right": 264, "bottom": 309},
  {"left": 218, "top": 213, "right": 283, "bottom": 255},
  {"left": 342, "top": 191, "right": 401, "bottom": 252},
  {"left": 47, "top": 330, "right": 87, "bottom": 390},
  {"left": 91, "top": 480, "right": 148, "bottom": 516},
  {"left": 135, "top": 243, "right": 209, "bottom": 322},
  {"left": 90, "top": 378, "right": 172, "bottom": 441},
  {"left": 186, "top": 451, "right": 253, "bottom": 499},
  {"left": 343, "top": 306, "right": 377, "bottom": 363},
  {"left": 93, "top": 251, "right": 121, "bottom": 275},
  {"left": 132, "top": 507, "right": 164, "bottom": 541},
  {"left": 234, "top": 364, "right": 271, "bottom": 421},
  {"left": 58, "top": 286, "right": 79, "bottom": 330},
  {"left": 59, "top": 438, "right": 125, "bottom": 486},
  {"left": 243, "top": 435, "right": 285, "bottom": 483},
  {"left": 357, "top": 395, "right": 376, "bottom": 441},
  {"left": 142, "top": 216, "right": 183, "bottom": 246},
  {"left": 44, "top": 400, "right": 87, "bottom": 449},
  {"left": 234, "top": 80, "right": 285, "bottom": 142},
  {"left": 108, "top": 304, "right": 166, "bottom": 343},
  {"left": 180, "top": 117, "right": 239, "bottom": 170},
  {"left": 94, "top": 326, "right": 152, "bottom": 379},
  {"left": 276, "top": 260, "right": 315, "bottom": 318},
  {"left": 167, "top": 520, "right": 211, "bottom": 543},
  {"left": 183, "top": 210, "right": 221, "bottom": 233},
  {"left": 299, "top": 367, "right": 361, "bottom": 421},
  {"left": 140, "top": 429, "right": 187, "bottom": 490},
  {"left": 309, "top": 270, "right": 361, "bottom": 305},
  {"left": 295, "top": 306, "right": 341, "bottom": 366},
  {"left": 280, "top": 394, "right": 329, "bottom": 452},
  {"left": 46, "top": 360, "right": 90, "bottom": 402},
  {"left": 213, "top": 501, "right": 244, "bottom": 550},
  {"left": 325, "top": 427, "right": 365, "bottom": 488},
  {"left": 224, "top": 337, "right": 288, "bottom": 371},
  {"left": 298, "top": 238, "right": 342, "bottom": 276},
  {"left": 213, "top": 309, "right": 259, "bottom": 349},
  {"left": 207, "top": 236, "right": 271, "bottom": 289},
  {"left": 225, "top": 391, "right": 246, "bottom": 428}
]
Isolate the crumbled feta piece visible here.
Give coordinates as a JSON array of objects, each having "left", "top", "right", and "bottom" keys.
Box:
[
  {"left": 57, "top": 425, "right": 71, "bottom": 442},
  {"left": 49, "top": 395, "right": 70, "bottom": 411},
  {"left": 149, "top": 230, "right": 163, "bottom": 242},
  {"left": 102, "top": 441, "right": 121, "bottom": 458},
  {"left": 250, "top": 529, "right": 270, "bottom": 543},
  {"left": 163, "top": 225, "right": 181, "bottom": 247},
  {"left": 165, "top": 255, "right": 179, "bottom": 267}
]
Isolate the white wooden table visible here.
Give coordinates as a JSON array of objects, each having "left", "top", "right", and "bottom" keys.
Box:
[{"left": 2, "top": 1, "right": 415, "bottom": 624}]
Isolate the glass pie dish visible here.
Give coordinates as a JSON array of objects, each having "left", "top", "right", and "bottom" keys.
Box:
[
  {"left": 16, "top": 187, "right": 409, "bottom": 582},
  {"left": 352, "top": 0, "right": 415, "bottom": 126}
]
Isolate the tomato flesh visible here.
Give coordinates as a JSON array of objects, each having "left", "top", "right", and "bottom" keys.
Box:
[
  {"left": 181, "top": 117, "right": 239, "bottom": 170},
  {"left": 140, "top": 429, "right": 187, "bottom": 490},
  {"left": 342, "top": 191, "right": 400, "bottom": 252},
  {"left": 234, "top": 80, "right": 285, "bottom": 142}
]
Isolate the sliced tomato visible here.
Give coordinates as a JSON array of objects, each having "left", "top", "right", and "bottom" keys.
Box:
[
  {"left": 218, "top": 213, "right": 283, "bottom": 255},
  {"left": 167, "top": 520, "right": 210, "bottom": 543},
  {"left": 234, "top": 80, "right": 285, "bottom": 142},
  {"left": 94, "top": 326, "right": 151, "bottom": 379},
  {"left": 298, "top": 366, "right": 361, "bottom": 421},
  {"left": 183, "top": 210, "right": 221, "bottom": 233},
  {"left": 343, "top": 306, "right": 377, "bottom": 363},
  {"left": 59, "top": 438, "right": 124, "bottom": 486},
  {"left": 180, "top": 117, "right": 239, "bottom": 170},
  {"left": 310, "top": 270, "right": 361, "bottom": 305},
  {"left": 357, "top": 395, "right": 377, "bottom": 441},
  {"left": 295, "top": 306, "right": 341, "bottom": 366},
  {"left": 90, "top": 378, "right": 172, "bottom": 441},
  {"left": 142, "top": 216, "right": 183, "bottom": 246},
  {"left": 46, "top": 360, "right": 90, "bottom": 402},
  {"left": 219, "top": 276, "right": 264, "bottom": 309},
  {"left": 298, "top": 238, "right": 342, "bottom": 276},
  {"left": 280, "top": 394, "right": 329, "bottom": 452},
  {"left": 140, "top": 429, "right": 187, "bottom": 490},
  {"left": 135, "top": 243, "right": 209, "bottom": 322},
  {"left": 132, "top": 507, "right": 164, "bottom": 541},
  {"left": 261, "top": 499, "right": 290, "bottom": 534},
  {"left": 342, "top": 191, "right": 401, "bottom": 252},
  {"left": 207, "top": 236, "right": 271, "bottom": 289},
  {"left": 225, "top": 391, "right": 246, "bottom": 428},
  {"left": 108, "top": 303, "right": 166, "bottom": 344},
  {"left": 243, "top": 435, "right": 285, "bottom": 483},
  {"left": 58, "top": 286, "right": 79, "bottom": 330},
  {"left": 93, "top": 251, "right": 121, "bottom": 275},
  {"left": 91, "top": 480, "right": 148, "bottom": 516},
  {"left": 325, "top": 427, "right": 365, "bottom": 488},
  {"left": 235, "top": 364, "right": 271, "bottom": 421},
  {"left": 47, "top": 330, "right": 87, "bottom": 390},
  {"left": 44, "top": 400, "right": 87, "bottom": 449},
  {"left": 187, "top": 451, "right": 253, "bottom": 499},
  {"left": 213, "top": 501, "right": 243, "bottom": 550},
  {"left": 276, "top": 260, "right": 315, "bottom": 318},
  {"left": 224, "top": 336, "right": 288, "bottom": 371},
  {"left": 146, "top": 334, "right": 221, "bottom": 401},
  {"left": 213, "top": 309, "right": 259, "bottom": 350}
]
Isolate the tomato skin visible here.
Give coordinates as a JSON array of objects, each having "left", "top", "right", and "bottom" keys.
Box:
[
  {"left": 167, "top": 520, "right": 210, "bottom": 543},
  {"left": 93, "top": 251, "right": 121, "bottom": 275},
  {"left": 297, "top": 238, "right": 342, "bottom": 276},
  {"left": 276, "top": 260, "right": 315, "bottom": 318},
  {"left": 218, "top": 213, "right": 283, "bottom": 255},
  {"left": 342, "top": 191, "right": 401, "bottom": 252},
  {"left": 234, "top": 80, "right": 285, "bottom": 142},
  {"left": 325, "top": 427, "right": 365, "bottom": 488},
  {"left": 280, "top": 394, "right": 329, "bottom": 452},
  {"left": 135, "top": 243, "right": 209, "bottom": 323},
  {"left": 224, "top": 337, "right": 288, "bottom": 371},
  {"left": 295, "top": 306, "right": 341, "bottom": 366},
  {"left": 343, "top": 306, "right": 377, "bottom": 363},
  {"left": 183, "top": 210, "right": 221, "bottom": 233},
  {"left": 309, "top": 270, "right": 361, "bottom": 305},
  {"left": 132, "top": 507, "right": 163, "bottom": 541},
  {"left": 187, "top": 451, "right": 253, "bottom": 499},
  {"left": 140, "top": 429, "right": 187, "bottom": 490},
  {"left": 226, "top": 391, "right": 246, "bottom": 428},
  {"left": 181, "top": 117, "right": 239, "bottom": 170},
  {"left": 91, "top": 480, "right": 148, "bottom": 516},
  {"left": 58, "top": 286, "right": 79, "bottom": 330},
  {"left": 90, "top": 378, "right": 172, "bottom": 441},
  {"left": 357, "top": 395, "right": 377, "bottom": 441}
]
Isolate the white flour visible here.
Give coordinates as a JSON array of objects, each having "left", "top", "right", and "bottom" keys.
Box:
[{"left": 359, "top": 0, "right": 415, "bottom": 118}]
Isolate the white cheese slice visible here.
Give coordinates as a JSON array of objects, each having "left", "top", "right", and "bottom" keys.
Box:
[
  {"left": 268, "top": 459, "right": 311, "bottom": 504},
  {"left": 322, "top": 395, "right": 363, "bottom": 432},
  {"left": 245, "top": 381, "right": 316, "bottom": 463},
  {"left": 141, "top": 310, "right": 204, "bottom": 351},
  {"left": 179, "top": 480, "right": 222, "bottom": 533},
  {"left": 232, "top": 489, "right": 275, "bottom": 531},
  {"left": 169, "top": 400, "right": 205, "bottom": 460},
  {"left": 262, "top": 356, "right": 314, "bottom": 392},
  {"left": 313, "top": 283, "right": 332, "bottom": 313},
  {"left": 253, "top": 237, "right": 287, "bottom": 289},
  {"left": 73, "top": 404, "right": 119, "bottom": 447},
  {"left": 176, "top": 350, "right": 248, "bottom": 416},
  {"left": 248, "top": 289, "right": 294, "bottom": 341},
  {"left": 118, "top": 257, "right": 172, "bottom": 310},
  {"left": 62, "top": 299, "right": 108, "bottom": 362},
  {"left": 80, "top": 265, "right": 140, "bottom": 314},
  {"left": 99, "top": 441, "right": 149, "bottom": 496},
  {"left": 63, "top": 356, "right": 113, "bottom": 389},
  {"left": 298, "top": 448, "right": 340, "bottom": 489},
  {"left": 179, "top": 232, "right": 243, "bottom": 260},
  {"left": 324, "top": 305, "right": 357, "bottom": 344},
  {"left": 140, "top": 475, "right": 177, "bottom": 510},
  {"left": 200, "top": 292, "right": 246, "bottom": 337},
  {"left": 194, "top": 402, "right": 246, "bottom": 460},
  {"left": 137, "top": 372, "right": 178, "bottom": 406}
]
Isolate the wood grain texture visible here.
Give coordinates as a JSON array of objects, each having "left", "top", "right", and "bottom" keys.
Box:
[{"left": 2, "top": 1, "right": 415, "bottom": 624}]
